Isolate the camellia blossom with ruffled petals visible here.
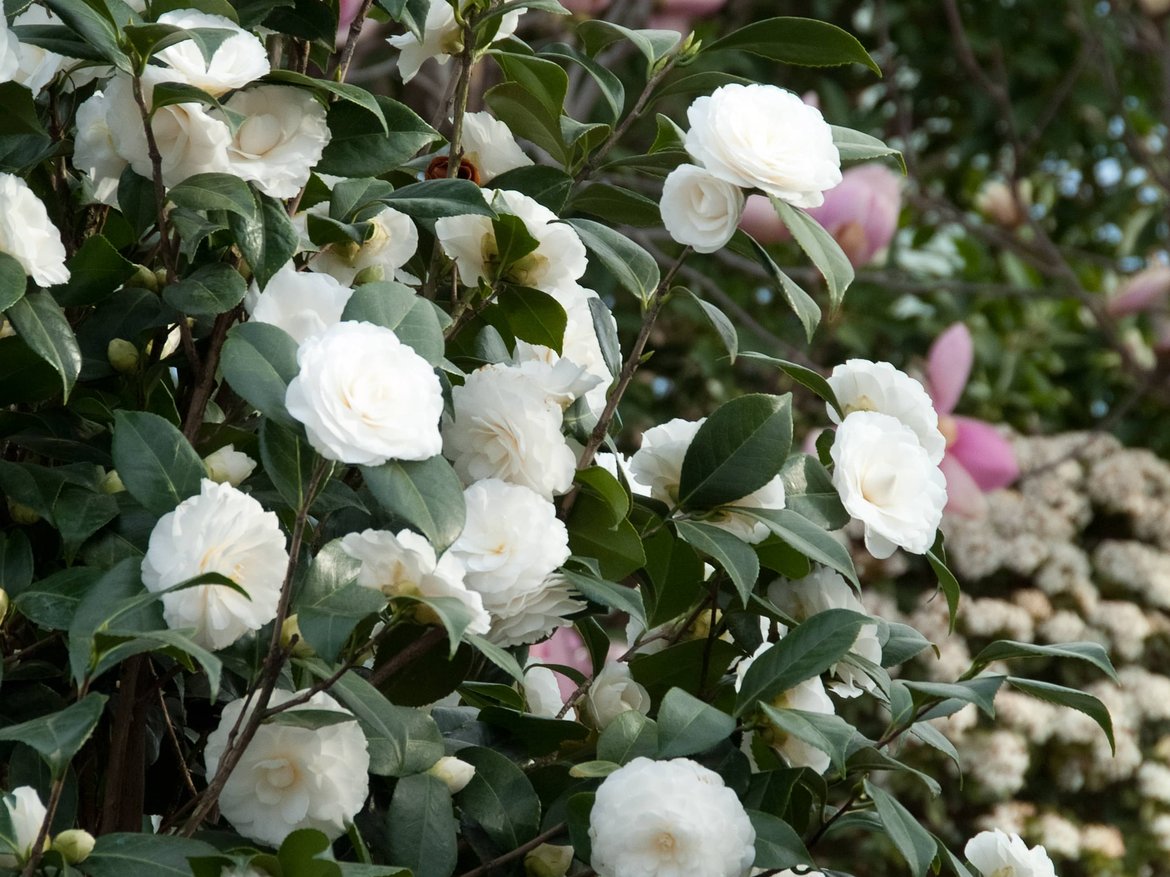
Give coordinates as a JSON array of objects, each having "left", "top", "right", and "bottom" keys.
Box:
[
  {"left": 459, "top": 111, "right": 534, "bottom": 183},
  {"left": 831, "top": 411, "right": 948, "bottom": 559},
  {"left": 338, "top": 528, "right": 490, "bottom": 636},
  {"left": 827, "top": 358, "right": 946, "bottom": 464},
  {"left": 152, "top": 9, "right": 270, "bottom": 96},
  {"left": 584, "top": 662, "right": 651, "bottom": 730},
  {"left": 388, "top": 0, "right": 525, "bottom": 83},
  {"left": 308, "top": 205, "right": 419, "bottom": 286},
  {"left": 0, "top": 18, "right": 19, "bottom": 83},
  {"left": 72, "top": 90, "right": 127, "bottom": 206},
  {"left": 964, "top": 829, "right": 1057, "bottom": 877},
  {"left": 245, "top": 262, "right": 353, "bottom": 345},
  {"left": 660, "top": 163, "right": 745, "bottom": 253},
  {"left": 589, "top": 757, "right": 756, "bottom": 877},
  {"left": 141, "top": 479, "right": 288, "bottom": 650},
  {"left": 0, "top": 173, "right": 70, "bottom": 287},
  {"left": 285, "top": 321, "right": 444, "bottom": 466},
  {"left": 685, "top": 84, "right": 841, "bottom": 208},
  {"left": 223, "top": 85, "right": 331, "bottom": 199},
  {"left": 926, "top": 323, "right": 1020, "bottom": 516},
  {"left": 205, "top": 689, "right": 370, "bottom": 847},
  {"left": 435, "top": 189, "right": 587, "bottom": 292},
  {"left": 0, "top": 786, "right": 46, "bottom": 868}
]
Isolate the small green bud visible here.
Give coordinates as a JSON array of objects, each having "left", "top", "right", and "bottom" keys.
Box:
[
  {"left": 0, "top": 588, "right": 9, "bottom": 623},
  {"left": 153, "top": 268, "right": 170, "bottom": 290},
  {"left": 7, "top": 499, "right": 39, "bottom": 525},
  {"left": 352, "top": 264, "right": 385, "bottom": 285},
  {"left": 107, "top": 338, "right": 140, "bottom": 374},
  {"left": 100, "top": 469, "right": 126, "bottom": 494},
  {"left": 281, "top": 614, "right": 315, "bottom": 657},
  {"left": 129, "top": 264, "right": 160, "bottom": 292},
  {"left": 524, "top": 844, "right": 573, "bottom": 877},
  {"left": 51, "top": 829, "right": 96, "bottom": 864}
]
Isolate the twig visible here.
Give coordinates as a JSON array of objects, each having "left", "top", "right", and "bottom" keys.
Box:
[
  {"left": 367, "top": 625, "right": 447, "bottom": 688},
  {"left": 454, "top": 822, "right": 567, "bottom": 877},
  {"left": 18, "top": 773, "right": 66, "bottom": 877}
]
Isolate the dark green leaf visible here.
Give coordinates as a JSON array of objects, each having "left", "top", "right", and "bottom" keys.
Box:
[
  {"left": 736, "top": 232, "right": 821, "bottom": 340},
  {"left": 903, "top": 678, "right": 1003, "bottom": 718},
  {"left": 677, "top": 287, "right": 738, "bottom": 361},
  {"left": 748, "top": 810, "right": 812, "bottom": 870},
  {"left": 739, "top": 351, "right": 840, "bottom": 415},
  {"left": 6, "top": 291, "right": 81, "bottom": 400},
  {"left": 55, "top": 235, "right": 135, "bottom": 307},
  {"left": 386, "top": 774, "right": 457, "bottom": 877},
  {"left": 758, "top": 705, "right": 858, "bottom": 775},
  {"left": 161, "top": 263, "right": 246, "bottom": 317},
  {"left": 780, "top": 454, "right": 848, "bottom": 530},
  {"left": 674, "top": 519, "right": 759, "bottom": 606},
  {"left": 678, "top": 393, "right": 792, "bottom": 509},
  {"left": 259, "top": 419, "right": 319, "bottom": 510},
  {"left": 832, "top": 125, "right": 905, "bottom": 171},
  {"left": 559, "top": 565, "right": 646, "bottom": 629},
  {"left": 168, "top": 173, "right": 257, "bottom": 218},
  {"left": 220, "top": 321, "right": 300, "bottom": 426},
  {"left": 565, "top": 218, "right": 660, "bottom": 304},
  {"left": 734, "top": 609, "right": 869, "bottom": 716},
  {"left": 597, "top": 711, "right": 658, "bottom": 764},
  {"left": 228, "top": 190, "right": 298, "bottom": 290},
  {"left": 704, "top": 17, "right": 881, "bottom": 75},
  {"left": 265, "top": 70, "right": 386, "bottom": 131},
  {"left": 969, "top": 640, "right": 1117, "bottom": 682},
  {"left": 111, "top": 411, "right": 204, "bottom": 515},
  {"left": 84, "top": 833, "right": 220, "bottom": 877},
  {"left": 1006, "top": 677, "right": 1115, "bottom": 753},
  {"left": 736, "top": 508, "right": 858, "bottom": 587},
  {"left": 382, "top": 178, "right": 494, "bottom": 219},
  {"left": 484, "top": 81, "right": 566, "bottom": 166},
  {"left": 318, "top": 96, "right": 439, "bottom": 177},
  {"left": 0, "top": 694, "right": 107, "bottom": 777},
  {"left": 341, "top": 280, "right": 445, "bottom": 364},
  {"left": 656, "top": 687, "right": 734, "bottom": 758},
  {"left": 362, "top": 455, "right": 466, "bottom": 552},
  {"left": 0, "top": 253, "right": 26, "bottom": 312},
  {"left": 864, "top": 779, "right": 935, "bottom": 877},
  {"left": 457, "top": 747, "right": 541, "bottom": 851}
]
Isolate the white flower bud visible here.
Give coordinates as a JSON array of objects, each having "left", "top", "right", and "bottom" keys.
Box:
[
  {"left": 51, "top": 829, "right": 95, "bottom": 864},
  {"left": 524, "top": 843, "right": 573, "bottom": 877},
  {"left": 202, "top": 444, "right": 258, "bottom": 486},
  {"left": 428, "top": 756, "right": 476, "bottom": 794},
  {"left": 660, "top": 164, "right": 744, "bottom": 253},
  {"left": 584, "top": 663, "right": 651, "bottom": 730}
]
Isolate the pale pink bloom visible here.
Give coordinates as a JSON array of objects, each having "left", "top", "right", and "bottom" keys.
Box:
[
  {"left": 528, "top": 627, "right": 590, "bottom": 699},
  {"left": 649, "top": 0, "right": 727, "bottom": 31},
  {"left": 1107, "top": 265, "right": 1170, "bottom": 316},
  {"left": 926, "top": 323, "right": 1019, "bottom": 516},
  {"left": 738, "top": 163, "right": 902, "bottom": 267}
]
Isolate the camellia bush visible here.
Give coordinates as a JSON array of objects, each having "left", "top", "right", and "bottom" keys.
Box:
[{"left": 0, "top": 2, "right": 1119, "bottom": 876}]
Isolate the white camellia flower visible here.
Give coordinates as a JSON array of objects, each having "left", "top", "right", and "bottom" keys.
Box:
[
  {"left": 285, "top": 321, "right": 444, "bottom": 466},
  {"left": 389, "top": 0, "right": 525, "bottom": 83},
  {"left": 459, "top": 111, "right": 534, "bottom": 183},
  {"left": 660, "top": 164, "right": 745, "bottom": 253},
  {"left": 141, "top": 479, "right": 287, "bottom": 650},
  {"left": 589, "top": 757, "right": 756, "bottom": 877},
  {"left": 512, "top": 282, "right": 615, "bottom": 416},
  {"left": 628, "top": 418, "right": 785, "bottom": 544},
  {"left": 202, "top": 444, "right": 257, "bottom": 486},
  {"left": 0, "top": 786, "right": 47, "bottom": 867},
  {"left": 450, "top": 479, "right": 579, "bottom": 646},
  {"left": 12, "top": 6, "right": 67, "bottom": 94},
  {"left": 830, "top": 411, "right": 948, "bottom": 559},
  {"left": 685, "top": 83, "right": 841, "bottom": 208},
  {"left": 964, "top": 829, "right": 1057, "bottom": 877},
  {"left": 767, "top": 568, "right": 881, "bottom": 698},
  {"left": 443, "top": 363, "right": 579, "bottom": 499},
  {"left": 105, "top": 75, "right": 232, "bottom": 189},
  {"left": 73, "top": 90, "right": 128, "bottom": 206},
  {"left": 0, "top": 19, "right": 22, "bottom": 84},
  {"left": 339, "top": 528, "right": 490, "bottom": 636},
  {"left": 524, "top": 664, "right": 575, "bottom": 720},
  {"left": 152, "top": 10, "right": 270, "bottom": 96},
  {"left": 0, "top": 173, "right": 70, "bottom": 287},
  {"left": 827, "top": 359, "right": 946, "bottom": 464},
  {"left": 308, "top": 205, "right": 419, "bottom": 285},
  {"left": 205, "top": 689, "right": 370, "bottom": 847},
  {"left": 585, "top": 662, "right": 651, "bottom": 730},
  {"left": 735, "top": 642, "right": 836, "bottom": 773},
  {"left": 435, "top": 189, "right": 587, "bottom": 293},
  {"left": 244, "top": 262, "right": 353, "bottom": 345},
  {"left": 223, "top": 86, "right": 331, "bottom": 198},
  {"left": 428, "top": 756, "right": 476, "bottom": 794}
]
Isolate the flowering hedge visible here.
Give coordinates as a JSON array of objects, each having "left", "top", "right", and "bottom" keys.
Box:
[{"left": 0, "top": 2, "right": 1115, "bottom": 877}]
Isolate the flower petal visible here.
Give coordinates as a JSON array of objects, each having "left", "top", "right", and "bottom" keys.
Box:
[
  {"left": 939, "top": 452, "right": 987, "bottom": 517},
  {"left": 927, "top": 323, "right": 973, "bottom": 415},
  {"left": 950, "top": 417, "right": 1019, "bottom": 491}
]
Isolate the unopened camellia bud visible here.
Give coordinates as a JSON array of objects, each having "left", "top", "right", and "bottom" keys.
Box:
[
  {"left": 352, "top": 264, "right": 385, "bottom": 285},
  {"left": 280, "top": 614, "right": 314, "bottom": 657},
  {"left": 7, "top": 499, "right": 39, "bottom": 524},
  {"left": 524, "top": 843, "right": 573, "bottom": 877},
  {"left": 100, "top": 469, "right": 126, "bottom": 494},
  {"left": 427, "top": 755, "right": 476, "bottom": 794},
  {"left": 0, "top": 588, "right": 9, "bottom": 623},
  {"left": 974, "top": 179, "right": 1030, "bottom": 228},
  {"left": 51, "top": 829, "right": 95, "bottom": 864},
  {"left": 153, "top": 268, "right": 169, "bottom": 290},
  {"left": 203, "top": 444, "right": 257, "bottom": 486},
  {"left": 128, "top": 264, "right": 159, "bottom": 292},
  {"left": 107, "top": 338, "right": 140, "bottom": 374}
]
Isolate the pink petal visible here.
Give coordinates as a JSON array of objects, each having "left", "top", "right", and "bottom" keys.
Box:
[
  {"left": 806, "top": 164, "right": 902, "bottom": 267},
  {"left": 950, "top": 417, "right": 1019, "bottom": 491},
  {"left": 1107, "top": 265, "right": 1170, "bottom": 316},
  {"left": 940, "top": 453, "right": 987, "bottom": 517},
  {"left": 927, "top": 323, "right": 973, "bottom": 415},
  {"left": 738, "top": 194, "right": 789, "bottom": 244}
]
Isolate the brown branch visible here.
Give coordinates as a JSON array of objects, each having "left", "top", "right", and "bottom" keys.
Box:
[
  {"left": 367, "top": 625, "right": 447, "bottom": 688},
  {"left": 454, "top": 822, "right": 567, "bottom": 877},
  {"left": 182, "top": 307, "right": 241, "bottom": 443},
  {"left": 18, "top": 773, "right": 66, "bottom": 877}
]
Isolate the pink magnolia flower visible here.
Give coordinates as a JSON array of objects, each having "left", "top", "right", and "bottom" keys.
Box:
[
  {"left": 1108, "top": 265, "right": 1170, "bottom": 351},
  {"left": 926, "top": 323, "right": 1019, "bottom": 516},
  {"left": 738, "top": 162, "right": 902, "bottom": 267},
  {"left": 528, "top": 627, "right": 592, "bottom": 699}
]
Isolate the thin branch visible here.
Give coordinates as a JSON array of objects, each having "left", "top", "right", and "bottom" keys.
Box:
[{"left": 454, "top": 822, "right": 567, "bottom": 877}]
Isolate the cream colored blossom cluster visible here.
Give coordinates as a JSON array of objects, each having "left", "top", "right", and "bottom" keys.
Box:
[{"left": 867, "top": 431, "right": 1170, "bottom": 874}]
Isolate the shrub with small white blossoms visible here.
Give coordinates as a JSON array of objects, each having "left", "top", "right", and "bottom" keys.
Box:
[{"left": 0, "top": 3, "right": 1106, "bottom": 877}]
